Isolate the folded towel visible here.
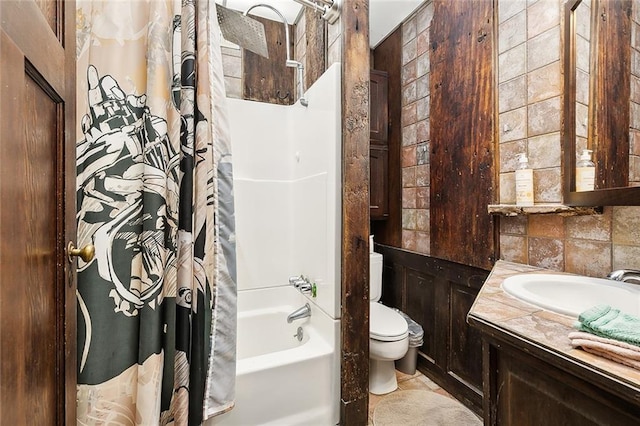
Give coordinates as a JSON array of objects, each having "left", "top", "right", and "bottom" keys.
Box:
[
  {"left": 575, "top": 305, "right": 640, "bottom": 347},
  {"left": 575, "top": 345, "right": 640, "bottom": 371},
  {"left": 569, "top": 331, "right": 640, "bottom": 371}
]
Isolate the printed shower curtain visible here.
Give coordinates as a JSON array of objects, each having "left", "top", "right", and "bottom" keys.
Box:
[{"left": 75, "top": 1, "right": 237, "bottom": 424}]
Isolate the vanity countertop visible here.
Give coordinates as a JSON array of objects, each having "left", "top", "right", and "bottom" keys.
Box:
[{"left": 468, "top": 260, "right": 640, "bottom": 390}]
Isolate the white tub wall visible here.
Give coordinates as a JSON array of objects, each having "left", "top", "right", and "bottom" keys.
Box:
[
  {"left": 227, "top": 98, "right": 294, "bottom": 291},
  {"left": 227, "top": 65, "right": 342, "bottom": 319},
  {"left": 291, "top": 63, "right": 342, "bottom": 319},
  {"left": 233, "top": 179, "right": 293, "bottom": 290},
  {"left": 227, "top": 99, "right": 293, "bottom": 181}
]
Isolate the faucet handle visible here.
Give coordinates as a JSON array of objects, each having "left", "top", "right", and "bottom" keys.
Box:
[
  {"left": 298, "top": 282, "right": 312, "bottom": 294},
  {"left": 289, "top": 275, "right": 304, "bottom": 285}
]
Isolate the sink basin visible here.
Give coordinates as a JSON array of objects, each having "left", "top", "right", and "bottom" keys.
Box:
[{"left": 501, "top": 273, "right": 640, "bottom": 317}]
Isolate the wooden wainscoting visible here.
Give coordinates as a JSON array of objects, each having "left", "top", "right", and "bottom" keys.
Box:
[{"left": 376, "top": 244, "right": 487, "bottom": 415}]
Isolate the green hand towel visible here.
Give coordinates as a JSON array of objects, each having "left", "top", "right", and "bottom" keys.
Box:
[{"left": 575, "top": 305, "right": 640, "bottom": 347}]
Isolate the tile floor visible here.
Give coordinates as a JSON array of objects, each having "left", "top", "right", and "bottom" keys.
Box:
[{"left": 367, "top": 369, "right": 460, "bottom": 425}]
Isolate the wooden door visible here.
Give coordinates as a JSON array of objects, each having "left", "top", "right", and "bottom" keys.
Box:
[{"left": 0, "top": 1, "right": 76, "bottom": 424}]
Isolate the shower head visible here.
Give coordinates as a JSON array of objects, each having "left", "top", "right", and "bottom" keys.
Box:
[
  {"left": 216, "top": 3, "right": 269, "bottom": 58},
  {"left": 244, "top": 3, "right": 308, "bottom": 106}
]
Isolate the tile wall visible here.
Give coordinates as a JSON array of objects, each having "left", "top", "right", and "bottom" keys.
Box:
[
  {"left": 497, "top": 0, "right": 640, "bottom": 277},
  {"left": 396, "top": 0, "right": 640, "bottom": 276},
  {"left": 400, "top": 1, "right": 433, "bottom": 254}
]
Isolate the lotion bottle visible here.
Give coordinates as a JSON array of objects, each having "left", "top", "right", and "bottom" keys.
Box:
[
  {"left": 515, "top": 153, "right": 534, "bottom": 206},
  {"left": 576, "top": 149, "right": 595, "bottom": 192}
]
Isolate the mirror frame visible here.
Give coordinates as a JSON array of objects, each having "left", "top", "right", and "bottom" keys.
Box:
[{"left": 563, "top": 0, "right": 640, "bottom": 206}]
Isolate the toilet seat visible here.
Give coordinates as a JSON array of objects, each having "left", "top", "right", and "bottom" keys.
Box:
[{"left": 370, "top": 302, "right": 409, "bottom": 342}]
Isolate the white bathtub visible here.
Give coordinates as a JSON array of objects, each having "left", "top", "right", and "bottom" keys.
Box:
[{"left": 207, "top": 286, "right": 339, "bottom": 426}]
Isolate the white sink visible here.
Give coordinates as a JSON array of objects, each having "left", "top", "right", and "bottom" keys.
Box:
[{"left": 501, "top": 273, "right": 640, "bottom": 317}]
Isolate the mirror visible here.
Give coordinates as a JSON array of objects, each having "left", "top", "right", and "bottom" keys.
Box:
[{"left": 564, "top": 0, "right": 640, "bottom": 205}]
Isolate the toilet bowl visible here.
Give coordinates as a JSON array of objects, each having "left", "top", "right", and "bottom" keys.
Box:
[{"left": 369, "top": 252, "right": 409, "bottom": 395}]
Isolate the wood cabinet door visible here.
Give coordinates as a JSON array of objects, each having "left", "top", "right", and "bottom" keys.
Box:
[
  {"left": 370, "top": 145, "right": 389, "bottom": 219},
  {"left": 370, "top": 70, "right": 389, "bottom": 144},
  {"left": 0, "top": 1, "right": 76, "bottom": 423}
]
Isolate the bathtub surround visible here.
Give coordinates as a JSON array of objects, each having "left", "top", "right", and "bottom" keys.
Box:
[
  {"left": 220, "top": 64, "right": 341, "bottom": 425},
  {"left": 228, "top": 64, "right": 341, "bottom": 319},
  {"left": 210, "top": 286, "right": 337, "bottom": 425},
  {"left": 76, "top": 1, "right": 237, "bottom": 423}
]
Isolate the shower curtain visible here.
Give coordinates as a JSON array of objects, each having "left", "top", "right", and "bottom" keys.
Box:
[{"left": 75, "top": 1, "right": 237, "bottom": 424}]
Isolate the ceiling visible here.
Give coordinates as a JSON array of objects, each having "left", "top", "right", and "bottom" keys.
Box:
[{"left": 218, "top": 0, "right": 424, "bottom": 48}]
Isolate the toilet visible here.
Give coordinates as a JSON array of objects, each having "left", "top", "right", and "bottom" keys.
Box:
[{"left": 369, "top": 251, "right": 409, "bottom": 395}]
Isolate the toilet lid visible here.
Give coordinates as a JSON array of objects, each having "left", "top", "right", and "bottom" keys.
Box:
[{"left": 370, "top": 302, "right": 409, "bottom": 342}]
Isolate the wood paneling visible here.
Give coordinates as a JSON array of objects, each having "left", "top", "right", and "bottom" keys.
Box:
[
  {"left": 340, "top": 0, "right": 370, "bottom": 424},
  {"left": 405, "top": 269, "right": 437, "bottom": 362},
  {"left": 371, "top": 27, "right": 402, "bottom": 247},
  {"left": 243, "top": 16, "right": 295, "bottom": 105},
  {"left": 370, "top": 70, "right": 388, "bottom": 143},
  {"left": 484, "top": 340, "right": 640, "bottom": 425},
  {"left": 593, "top": 0, "right": 631, "bottom": 189},
  {"left": 370, "top": 145, "right": 389, "bottom": 218},
  {"left": 430, "top": 0, "right": 496, "bottom": 270},
  {"left": 377, "top": 244, "right": 486, "bottom": 415},
  {"left": 304, "top": 8, "right": 326, "bottom": 91},
  {"left": 449, "top": 283, "right": 483, "bottom": 387}
]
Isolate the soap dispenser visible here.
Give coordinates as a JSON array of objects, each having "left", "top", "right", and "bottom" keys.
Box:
[
  {"left": 576, "top": 149, "right": 595, "bottom": 192},
  {"left": 515, "top": 153, "right": 534, "bottom": 206}
]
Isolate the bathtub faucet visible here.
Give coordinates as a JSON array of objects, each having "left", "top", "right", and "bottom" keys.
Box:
[
  {"left": 607, "top": 269, "right": 640, "bottom": 285},
  {"left": 287, "top": 303, "right": 311, "bottom": 323},
  {"left": 289, "top": 275, "right": 313, "bottom": 295}
]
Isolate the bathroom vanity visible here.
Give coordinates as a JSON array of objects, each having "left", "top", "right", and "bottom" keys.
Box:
[{"left": 468, "top": 261, "right": 640, "bottom": 424}]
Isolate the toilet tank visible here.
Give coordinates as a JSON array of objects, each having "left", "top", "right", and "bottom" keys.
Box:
[{"left": 370, "top": 252, "right": 383, "bottom": 302}]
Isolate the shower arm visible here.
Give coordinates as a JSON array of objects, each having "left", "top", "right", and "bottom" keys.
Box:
[
  {"left": 244, "top": 4, "right": 308, "bottom": 107},
  {"left": 292, "top": 0, "right": 340, "bottom": 25}
]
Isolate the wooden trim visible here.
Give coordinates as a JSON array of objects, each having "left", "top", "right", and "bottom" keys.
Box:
[
  {"left": 340, "top": 0, "right": 370, "bottom": 424},
  {"left": 0, "top": 28, "right": 26, "bottom": 425},
  {"left": 63, "top": 0, "right": 77, "bottom": 423},
  {"left": 563, "top": 0, "right": 580, "bottom": 200},
  {"left": 563, "top": 0, "right": 640, "bottom": 206}
]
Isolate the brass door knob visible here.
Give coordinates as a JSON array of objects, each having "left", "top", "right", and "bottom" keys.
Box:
[{"left": 68, "top": 241, "right": 95, "bottom": 263}]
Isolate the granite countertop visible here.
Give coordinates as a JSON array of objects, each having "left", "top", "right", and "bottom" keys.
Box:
[{"left": 468, "top": 260, "right": 640, "bottom": 389}]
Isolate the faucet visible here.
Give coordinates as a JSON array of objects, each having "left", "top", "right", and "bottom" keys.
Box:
[
  {"left": 607, "top": 269, "right": 640, "bottom": 284},
  {"left": 289, "top": 275, "right": 313, "bottom": 294},
  {"left": 287, "top": 303, "right": 311, "bottom": 323}
]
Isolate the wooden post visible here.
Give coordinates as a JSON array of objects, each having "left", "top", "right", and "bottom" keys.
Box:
[{"left": 340, "top": 0, "right": 370, "bottom": 424}]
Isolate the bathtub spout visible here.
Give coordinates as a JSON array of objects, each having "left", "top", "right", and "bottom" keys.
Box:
[{"left": 287, "top": 303, "right": 311, "bottom": 323}]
